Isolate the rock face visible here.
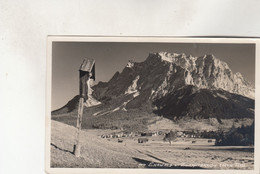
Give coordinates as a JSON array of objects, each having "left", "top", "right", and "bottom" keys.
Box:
[
  {"left": 53, "top": 52, "right": 254, "bottom": 121},
  {"left": 157, "top": 52, "right": 254, "bottom": 99}
]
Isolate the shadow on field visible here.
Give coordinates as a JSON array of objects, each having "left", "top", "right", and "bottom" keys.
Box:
[
  {"left": 199, "top": 147, "right": 254, "bottom": 152},
  {"left": 135, "top": 149, "right": 168, "bottom": 163},
  {"left": 51, "top": 143, "right": 74, "bottom": 155},
  {"left": 132, "top": 157, "right": 204, "bottom": 169}
]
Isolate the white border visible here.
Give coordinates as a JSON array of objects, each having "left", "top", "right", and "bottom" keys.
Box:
[{"left": 46, "top": 36, "right": 260, "bottom": 174}]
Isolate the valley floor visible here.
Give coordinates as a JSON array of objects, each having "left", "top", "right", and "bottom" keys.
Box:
[{"left": 50, "top": 120, "right": 254, "bottom": 170}]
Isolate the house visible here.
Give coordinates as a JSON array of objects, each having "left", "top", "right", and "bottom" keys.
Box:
[
  {"left": 177, "top": 131, "right": 184, "bottom": 137},
  {"left": 79, "top": 58, "right": 95, "bottom": 101},
  {"left": 138, "top": 138, "right": 149, "bottom": 143},
  {"left": 141, "top": 132, "right": 153, "bottom": 136}
]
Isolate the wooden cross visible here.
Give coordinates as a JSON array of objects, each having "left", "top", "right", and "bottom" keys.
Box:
[{"left": 73, "top": 58, "right": 95, "bottom": 157}]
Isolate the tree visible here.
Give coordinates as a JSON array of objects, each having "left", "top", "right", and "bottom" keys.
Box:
[
  {"left": 163, "top": 130, "right": 177, "bottom": 145},
  {"left": 215, "top": 122, "right": 254, "bottom": 146}
]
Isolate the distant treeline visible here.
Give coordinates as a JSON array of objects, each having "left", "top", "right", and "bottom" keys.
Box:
[
  {"left": 200, "top": 130, "right": 222, "bottom": 139},
  {"left": 215, "top": 123, "right": 254, "bottom": 146}
]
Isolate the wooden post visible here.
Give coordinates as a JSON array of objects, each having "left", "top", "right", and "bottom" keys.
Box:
[
  {"left": 73, "top": 58, "right": 95, "bottom": 157},
  {"left": 73, "top": 97, "right": 84, "bottom": 157},
  {"left": 73, "top": 72, "right": 89, "bottom": 157}
]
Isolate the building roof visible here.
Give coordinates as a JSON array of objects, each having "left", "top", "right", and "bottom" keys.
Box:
[{"left": 79, "top": 58, "right": 95, "bottom": 72}]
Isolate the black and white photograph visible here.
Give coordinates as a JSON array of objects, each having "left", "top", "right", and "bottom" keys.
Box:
[
  {"left": 46, "top": 37, "right": 259, "bottom": 173},
  {"left": 2, "top": 1, "right": 260, "bottom": 174}
]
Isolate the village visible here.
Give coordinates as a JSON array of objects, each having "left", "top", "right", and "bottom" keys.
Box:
[
  {"left": 99, "top": 129, "right": 218, "bottom": 144},
  {"left": 100, "top": 130, "right": 219, "bottom": 139}
]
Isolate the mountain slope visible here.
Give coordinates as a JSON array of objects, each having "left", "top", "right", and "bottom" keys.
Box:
[
  {"left": 51, "top": 120, "right": 141, "bottom": 168},
  {"left": 52, "top": 95, "right": 80, "bottom": 115},
  {"left": 153, "top": 85, "right": 254, "bottom": 120}
]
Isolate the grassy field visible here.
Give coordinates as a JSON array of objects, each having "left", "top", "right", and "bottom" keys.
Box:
[{"left": 50, "top": 120, "right": 254, "bottom": 169}]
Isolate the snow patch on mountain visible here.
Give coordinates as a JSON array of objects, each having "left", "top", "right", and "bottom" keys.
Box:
[
  {"left": 93, "top": 111, "right": 102, "bottom": 116},
  {"left": 125, "top": 75, "right": 140, "bottom": 94},
  {"left": 84, "top": 95, "right": 101, "bottom": 107},
  {"left": 216, "top": 93, "right": 228, "bottom": 100},
  {"left": 151, "top": 77, "right": 169, "bottom": 99},
  {"left": 133, "top": 92, "right": 140, "bottom": 98},
  {"left": 121, "top": 100, "right": 131, "bottom": 111},
  {"left": 126, "top": 60, "right": 134, "bottom": 68},
  {"left": 112, "top": 107, "right": 120, "bottom": 112},
  {"left": 84, "top": 79, "right": 101, "bottom": 107}
]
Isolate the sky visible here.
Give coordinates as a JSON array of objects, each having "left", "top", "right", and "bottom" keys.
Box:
[{"left": 52, "top": 42, "right": 255, "bottom": 110}]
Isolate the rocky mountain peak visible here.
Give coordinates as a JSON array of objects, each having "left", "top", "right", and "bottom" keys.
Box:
[{"left": 142, "top": 52, "right": 254, "bottom": 99}]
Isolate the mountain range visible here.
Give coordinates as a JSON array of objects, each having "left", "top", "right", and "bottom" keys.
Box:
[{"left": 52, "top": 52, "right": 255, "bottom": 131}]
